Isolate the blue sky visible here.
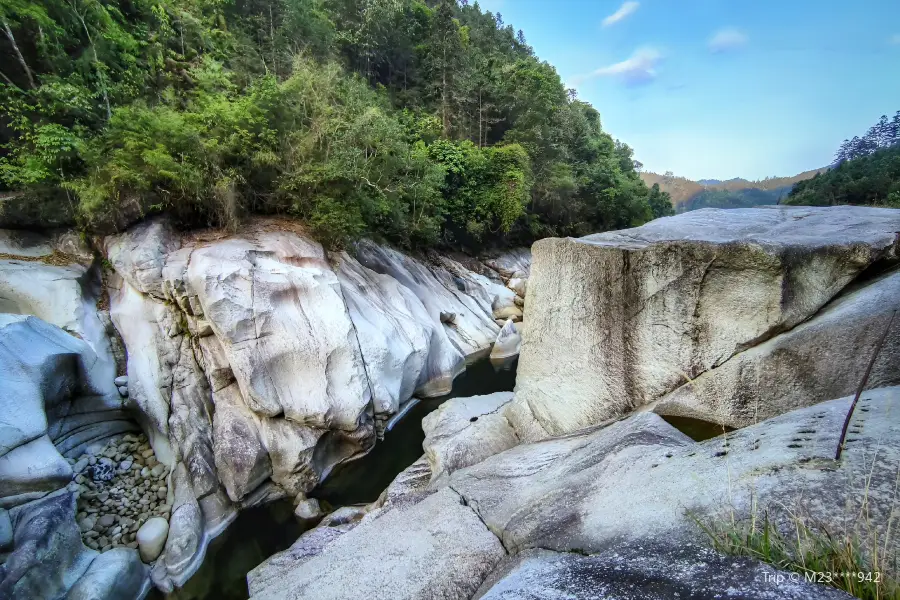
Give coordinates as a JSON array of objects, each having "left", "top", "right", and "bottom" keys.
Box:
[{"left": 476, "top": 0, "right": 900, "bottom": 180}]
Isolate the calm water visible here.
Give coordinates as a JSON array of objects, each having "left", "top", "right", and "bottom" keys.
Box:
[
  {"left": 312, "top": 357, "right": 518, "bottom": 506},
  {"left": 661, "top": 414, "right": 734, "bottom": 441},
  {"left": 156, "top": 357, "right": 517, "bottom": 600}
]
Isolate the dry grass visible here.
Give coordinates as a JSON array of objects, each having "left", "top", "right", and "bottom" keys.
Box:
[{"left": 693, "top": 497, "right": 899, "bottom": 599}]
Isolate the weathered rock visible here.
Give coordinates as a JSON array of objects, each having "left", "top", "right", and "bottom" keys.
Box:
[
  {"left": 453, "top": 388, "right": 900, "bottom": 561},
  {"left": 474, "top": 545, "right": 851, "bottom": 600},
  {"left": 489, "top": 319, "right": 521, "bottom": 361},
  {"left": 211, "top": 384, "right": 271, "bottom": 502},
  {"left": 422, "top": 392, "right": 518, "bottom": 485},
  {"left": 0, "top": 434, "right": 72, "bottom": 508},
  {"left": 0, "top": 315, "right": 129, "bottom": 463},
  {"left": 514, "top": 206, "right": 900, "bottom": 438},
  {"left": 183, "top": 233, "right": 370, "bottom": 428},
  {"left": 333, "top": 251, "right": 464, "bottom": 411},
  {"left": 159, "top": 465, "right": 203, "bottom": 583},
  {"left": 65, "top": 547, "right": 150, "bottom": 600},
  {"left": 652, "top": 268, "right": 900, "bottom": 427},
  {"left": 0, "top": 507, "right": 11, "bottom": 550},
  {"left": 0, "top": 492, "right": 146, "bottom": 600},
  {"left": 483, "top": 248, "right": 532, "bottom": 280},
  {"left": 136, "top": 517, "right": 169, "bottom": 562},
  {"left": 355, "top": 240, "right": 504, "bottom": 362},
  {"left": 248, "top": 488, "right": 505, "bottom": 600}
]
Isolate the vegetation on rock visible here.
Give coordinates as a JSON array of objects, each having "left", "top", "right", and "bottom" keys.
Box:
[
  {"left": 0, "top": 0, "right": 672, "bottom": 248},
  {"left": 784, "top": 111, "right": 900, "bottom": 209}
]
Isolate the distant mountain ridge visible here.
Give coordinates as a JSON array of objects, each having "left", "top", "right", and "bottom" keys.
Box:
[{"left": 641, "top": 168, "right": 826, "bottom": 212}]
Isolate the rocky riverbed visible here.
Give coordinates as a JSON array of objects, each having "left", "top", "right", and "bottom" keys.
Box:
[{"left": 71, "top": 433, "right": 171, "bottom": 555}]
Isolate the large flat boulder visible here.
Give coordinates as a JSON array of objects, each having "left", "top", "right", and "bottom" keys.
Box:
[
  {"left": 452, "top": 388, "right": 900, "bottom": 560},
  {"left": 474, "top": 545, "right": 851, "bottom": 600},
  {"left": 421, "top": 392, "right": 518, "bottom": 486},
  {"left": 514, "top": 206, "right": 900, "bottom": 437},
  {"left": 248, "top": 488, "right": 505, "bottom": 600}
]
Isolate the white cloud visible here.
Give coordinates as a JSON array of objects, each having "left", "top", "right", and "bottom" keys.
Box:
[
  {"left": 890, "top": 34, "right": 900, "bottom": 45},
  {"left": 708, "top": 28, "right": 749, "bottom": 53},
  {"left": 581, "top": 47, "right": 662, "bottom": 85},
  {"left": 602, "top": 1, "right": 639, "bottom": 27}
]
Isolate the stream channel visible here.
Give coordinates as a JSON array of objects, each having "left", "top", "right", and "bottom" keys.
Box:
[{"left": 155, "top": 357, "right": 519, "bottom": 599}]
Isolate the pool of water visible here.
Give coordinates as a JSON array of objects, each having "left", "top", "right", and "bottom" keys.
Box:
[
  {"left": 148, "top": 500, "right": 304, "bottom": 600},
  {"left": 311, "top": 357, "right": 518, "bottom": 506},
  {"left": 661, "top": 414, "right": 734, "bottom": 442}
]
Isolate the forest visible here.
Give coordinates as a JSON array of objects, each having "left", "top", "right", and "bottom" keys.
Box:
[
  {"left": 0, "top": 0, "right": 672, "bottom": 250},
  {"left": 785, "top": 111, "right": 900, "bottom": 208}
]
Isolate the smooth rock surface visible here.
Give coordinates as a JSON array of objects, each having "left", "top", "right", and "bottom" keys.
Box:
[
  {"left": 422, "top": 392, "right": 518, "bottom": 485},
  {"left": 651, "top": 268, "right": 900, "bottom": 426},
  {"left": 489, "top": 319, "right": 521, "bottom": 360},
  {"left": 137, "top": 517, "right": 169, "bottom": 562},
  {"left": 514, "top": 206, "right": 900, "bottom": 438},
  {"left": 453, "top": 388, "right": 900, "bottom": 558},
  {"left": 0, "top": 492, "right": 146, "bottom": 600},
  {"left": 248, "top": 488, "right": 505, "bottom": 600},
  {"left": 474, "top": 545, "right": 851, "bottom": 600}
]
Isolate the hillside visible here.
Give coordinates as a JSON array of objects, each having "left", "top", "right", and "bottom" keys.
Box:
[
  {"left": 641, "top": 168, "right": 825, "bottom": 211},
  {"left": 0, "top": 0, "right": 672, "bottom": 250}
]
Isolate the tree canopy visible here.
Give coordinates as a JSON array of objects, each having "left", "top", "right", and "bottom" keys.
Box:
[
  {"left": 784, "top": 111, "right": 900, "bottom": 209},
  {"left": 0, "top": 0, "right": 671, "bottom": 249}
]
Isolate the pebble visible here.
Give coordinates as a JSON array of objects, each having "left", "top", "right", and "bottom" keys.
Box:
[
  {"left": 114, "top": 375, "right": 129, "bottom": 387},
  {"left": 118, "top": 386, "right": 129, "bottom": 397},
  {"left": 73, "top": 434, "right": 170, "bottom": 553}
]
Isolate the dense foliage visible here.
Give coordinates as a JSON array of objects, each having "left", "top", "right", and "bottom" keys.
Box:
[
  {"left": 0, "top": 0, "right": 671, "bottom": 249},
  {"left": 785, "top": 111, "right": 900, "bottom": 208},
  {"left": 832, "top": 111, "right": 900, "bottom": 164}
]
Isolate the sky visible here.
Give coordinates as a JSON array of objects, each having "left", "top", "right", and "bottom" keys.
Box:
[{"left": 476, "top": 0, "right": 900, "bottom": 180}]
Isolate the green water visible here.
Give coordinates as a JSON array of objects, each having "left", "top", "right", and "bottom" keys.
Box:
[{"left": 661, "top": 414, "right": 734, "bottom": 442}]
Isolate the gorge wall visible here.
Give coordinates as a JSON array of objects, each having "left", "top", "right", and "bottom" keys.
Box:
[
  {"left": 0, "top": 217, "right": 530, "bottom": 598},
  {"left": 512, "top": 206, "right": 900, "bottom": 438}
]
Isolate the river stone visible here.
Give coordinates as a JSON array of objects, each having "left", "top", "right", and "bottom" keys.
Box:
[
  {"left": 474, "top": 545, "right": 852, "bottom": 600},
  {"left": 114, "top": 375, "right": 128, "bottom": 387},
  {"left": 136, "top": 517, "right": 169, "bottom": 562},
  {"left": 489, "top": 319, "right": 521, "bottom": 360},
  {"left": 422, "top": 392, "right": 518, "bottom": 486},
  {"left": 493, "top": 305, "right": 523, "bottom": 321},
  {"left": 514, "top": 206, "right": 900, "bottom": 438},
  {"left": 293, "top": 498, "right": 323, "bottom": 521},
  {"left": 248, "top": 488, "right": 505, "bottom": 600}
]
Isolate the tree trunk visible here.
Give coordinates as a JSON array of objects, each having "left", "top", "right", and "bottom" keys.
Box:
[{"left": 2, "top": 18, "right": 35, "bottom": 89}]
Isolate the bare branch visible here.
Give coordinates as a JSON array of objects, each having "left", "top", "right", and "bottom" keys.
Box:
[{"left": 2, "top": 18, "right": 36, "bottom": 89}]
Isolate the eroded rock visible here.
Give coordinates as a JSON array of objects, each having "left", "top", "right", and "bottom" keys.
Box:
[{"left": 514, "top": 206, "right": 900, "bottom": 438}]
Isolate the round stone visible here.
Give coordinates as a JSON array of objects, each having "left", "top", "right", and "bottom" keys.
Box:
[{"left": 136, "top": 517, "right": 169, "bottom": 563}]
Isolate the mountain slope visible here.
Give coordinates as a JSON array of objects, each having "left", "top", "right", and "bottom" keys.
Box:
[{"left": 641, "top": 168, "right": 826, "bottom": 211}]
